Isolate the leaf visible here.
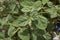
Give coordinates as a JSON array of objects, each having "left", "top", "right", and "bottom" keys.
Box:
[
  {"left": 17, "top": 15, "right": 32, "bottom": 26},
  {"left": 10, "top": 8, "right": 19, "bottom": 14},
  {"left": 43, "top": 32, "right": 51, "bottom": 40},
  {"left": 0, "top": 39, "right": 4, "bottom": 40},
  {"left": 42, "top": 0, "right": 49, "bottom": 5},
  {"left": 47, "top": 1, "right": 53, "bottom": 7},
  {"left": 9, "top": 4, "right": 16, "bottom": 11},
  {"left": 9, "top": 15, "right": 32, "bottom": 27},
  {"left": 32, "top": 34, "right": 37, "bottom": 40},
  {"left": 36, "top": 15, "right": 48, "bottom": 30},
  {"left": 33, "top": 29, "right": 45, "bottom": 36},
  {"left": 8, "top": 3, "right": 19, "bottom": 14},
  {"left": 4, "top": 37, "right": 12, "bottom": 40},
  {"left": 1, "top": 14, "right": 11, "bottom": 25},
  {"left": 10, "top": 15, "right": 28, "bottom": 27},
  {"left": 8, "top": 26, "right": 15, "bottom": 37},
  {"left": 50, "top": 12, "right": 57, "bottom": 18},
  {"left": 21, "top": 7, "right": 31, "bottom": 12},
  {"left": 20, "top": 1, "right": 33, "bottom": 7},
  {"left": 21, "top": 1, "right": 42, "bottom": 12},
  {"left": 37, "top": 35, "right": 45, "bottom": 40},
  {"left": 0, "top": 32, "right": 5, "bottom": 39},
  {"left": 46, "top": 23, "right": 55, "bottom": 32},
  {"left": 59, "top": 0, "right": 60, "bottom": 4},
  {"left": 18, "top": 28, "right": 30, "bottom": 40},
  {"left": 21, "top": 0, "right": 32, "bottom": 1},
  {"left": 0, "top": 0, "right": 4, "bottom": 2},
  {"left": 0, "top": 7, "right": 4, "bottom": 12},
  {"left": 33, "top": 1, "right": 42, "bottom": 11},
  {"left": 45, "top": 7, "right": 57, "bottom": 18}
]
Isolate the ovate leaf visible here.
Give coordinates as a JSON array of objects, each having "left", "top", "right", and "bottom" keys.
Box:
[
  {"left": 33, "top": 1, "right": 42, "bottom": 11},
  {"left": 43, "top": 32, "right": 51, "bottom": 40},
  {"left": 20, "top": 1, "right": 33, "bottom": 7},
  {"left": 36, "top": 15, "right": 48, "bottom": 30},
  {"left": 8, "top": 26, "right": 15, "bottom": 37},
  {"left": 8, "top": 3, "right": 19, "bottom": 14},
  {"left": 1, "top": 14, "right": 11, "bottom": 25},
  {"left": 45, "top": 7, "right": 57, "bottom": 18},
  {"left": 50, "top": 12, "right": 57, "bottom": 18},
  {"left": 9, "top": 15, "right": 28, "bottom": 27},
  {"left": 18, "top": 28, "right": 30, "bottom": 40},
  {"left": 47, "top": 1, "right": 53, "bottom": 7},
  {"left": 9, "top": 15, "right": 32, "bottom": 27},
  {"left": 21, "top": 1, "right": 42, "bottom": 12}
]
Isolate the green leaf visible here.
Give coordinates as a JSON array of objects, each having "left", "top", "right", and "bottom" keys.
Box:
[
  {"left": 21, "top": 7, "right": 31, "bottom": 12},
  {"left": 37, "top": 36, "right": 45, "bottom": 40},
  {"left": 42, "top": 0, "right": 49, "bottom": 5},
  {"left": 9, "top": 15, "right": 32, "bottom": 27},
  {"left": 21, "top": 1, "right": 42, "bottom": 12},
  {"left": 59, "top": 0, "right": 60, "bottom": 4},
  {"left": 33, "top": 1, "right": 42, "bottom": 11},
  {"left": 45, "top": 7, "right": 57, "bottom": 18},
  {"left": 0, "top": 0, "right": 4, "bottom": 3},
  {"left": 43, "top": 32, "right": 51, "bottom": 40},
  {"left": 32, "top": 34, "right": 37, "bottom": 40},
  {"left": 50, "top": 12, "right": 57, "bottom": 18},
  {"left": 20, "top": 1, "right": 33, "bottom": 7},
  {"left": 0, "top": 39, "right": 4, "bottom": 40},
  {"left": 4, "top": 37, "right": 12, "bottom": 40},
  {"left": 0, "top": 7, "right": 4, "bottom": 12},
  {"left": 0, "top": 32, "right": 5, "bottom": 39},
  {"left": 9, "top": 4, "right": 16, "bottom": 11},
  {"left": 47, "top": 1, "right": 53, "bottom": 7},
  {"left": 8, "top": 3, "right": 19, "bottom": 14},
  {"left": 8, "top": 26, "right": 15, "bottom": 37},
  {"left": 33, "top": 29, "right": 45, "bottom": 36},
  {"left": 36, "top": 15, "right": 48, "bottom": 30},
  {"left": 18, "top": 28, "right": 30, "bottom": 40},
  {"left": 1, "top": 14, "right": 11, "bottom": 25},
  {"left": 46, "top": 23, "right": 55, "bottom": 32},
  {"left": 13, "top": 15, "right": 28, "bottom": 26}
]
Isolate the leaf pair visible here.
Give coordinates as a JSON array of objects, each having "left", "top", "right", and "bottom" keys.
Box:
[{"left": 21, "top": 1, "right": 42, "bottom": 12}]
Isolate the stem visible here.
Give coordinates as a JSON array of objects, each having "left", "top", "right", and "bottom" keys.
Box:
[
  {"left": 12, "top": 28, "right": 20, "bottom": 37},
  {"left": 12, "top": 27, "right": 21, "bottom": 40},
  {"left": 28, "top": 25, "right": 32, "bottom": 40}
]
